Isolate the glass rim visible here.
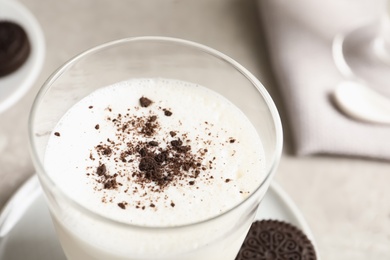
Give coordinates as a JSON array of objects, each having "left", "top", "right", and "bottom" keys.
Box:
[{"left": 28, "top": 36, "right": 283, "bottom": 231}]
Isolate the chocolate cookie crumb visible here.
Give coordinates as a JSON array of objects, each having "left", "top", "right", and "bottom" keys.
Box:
[
  {"left": 171, "top": 139, "right": 183, "bottom": 147},
  {"left": 163, "top": 109, "right": 172, "bottom": 116},
  {"left": 229, "top": 139, "right": 236, "bottom": 143},
  {"left": 103, "top": 147, "right": 112, "bottom": 156},
  {"left": 139, "top": 97, "right": 152, "bottom": 107},
  {"left": 118, "top": 202, "right": 126, "bottom": 209},
  {"left": 139, "top": 148, "right": 147, "bottom": 157},
  {"left": 139, "top": 157, "right": 158, "bottom": 173},
  {"left": 104, "top": 178, "right": 118, "bottom": 190},
  {"left": 148, "top": 141, "right": 158, "bottom": 146},
  {"left": 169, "top": 131, "right": 177, "bottom": 137},
  {"left": 95, "top": 124, "right": 100, "bottom": 130},
  {"left": 96, "top": 164, "right": 106, "bottom": 176},
  {"left": 54, "top": 132, "right": 60, "bottom": 137},
  {"left": 154, "top": 152, "right": 167, "bottom": 163},
  {"left": 89, "top": 106, "right": 93, "bottom": 109}
]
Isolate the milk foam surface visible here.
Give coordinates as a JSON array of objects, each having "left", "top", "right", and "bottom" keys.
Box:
[{"left": 44, "top": 78, "right": 265, "bottom": 227}]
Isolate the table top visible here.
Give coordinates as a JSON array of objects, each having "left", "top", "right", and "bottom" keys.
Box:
[{"left": 1, "top": 1, "right": 389, "bottom": 259}]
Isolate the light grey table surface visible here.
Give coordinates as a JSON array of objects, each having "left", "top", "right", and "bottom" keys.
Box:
[{"left": 0, "top": 1, "right": 389, "bottom": 259}]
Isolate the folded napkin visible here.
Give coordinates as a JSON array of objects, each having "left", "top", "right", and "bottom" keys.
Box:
[{"left": 258, "top": 0, "right": 390, "bottom": 160}]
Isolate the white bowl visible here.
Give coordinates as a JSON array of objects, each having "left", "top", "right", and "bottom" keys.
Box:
[{"left": 0, "top": 0, "right": 45, "bottom": 113}]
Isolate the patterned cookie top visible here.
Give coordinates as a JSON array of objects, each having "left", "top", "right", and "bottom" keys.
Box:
[
  {"left": 0, "top": 21, "right": 31, "bottom": 77},
  {"left": 236, "top": 220, "right": 317, "bottom": 260}
]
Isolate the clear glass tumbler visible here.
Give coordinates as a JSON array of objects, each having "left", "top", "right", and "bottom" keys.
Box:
[{"left": 29, "top": 37, "right": 283, "bottom": 260}]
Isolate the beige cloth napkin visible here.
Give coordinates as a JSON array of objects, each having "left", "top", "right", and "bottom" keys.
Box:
[{"left": 258, "top": 0, "right": 390, "bottom": 160}]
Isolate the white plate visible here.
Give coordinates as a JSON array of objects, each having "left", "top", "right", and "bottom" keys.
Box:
[
  {"left": 0, "top": 0, "right": 45, "bottom": 113},
  {"left": 0, "top": 176, "right": 320, "bottom": 259}
]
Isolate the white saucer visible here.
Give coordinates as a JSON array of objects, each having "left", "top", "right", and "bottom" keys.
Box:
[
  {"left": 0, "top": 176, "right": 320, "bottom": 259},
  {"left": 0, "top": 0, "right": 45, "bottom": 113}
]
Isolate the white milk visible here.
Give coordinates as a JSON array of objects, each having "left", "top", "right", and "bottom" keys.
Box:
[{"left": 44, "top": 78, "right": 266, "bottom": 259}]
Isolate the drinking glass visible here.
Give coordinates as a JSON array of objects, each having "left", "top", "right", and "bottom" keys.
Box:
[{"left": 29, "top": 36, "right": 283, "bottom": 260}]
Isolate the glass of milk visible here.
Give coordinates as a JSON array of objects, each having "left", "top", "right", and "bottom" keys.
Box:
[{"left": 29, "top": 37, "right": 283, "bottom": 260}]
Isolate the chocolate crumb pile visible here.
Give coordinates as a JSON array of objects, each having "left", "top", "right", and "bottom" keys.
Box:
[
  {"left": 235, "top": 220, "right": 317, "bottom": 260},
  {"left": 86, "top": 96, "right": 226, "bottom": 210}
]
